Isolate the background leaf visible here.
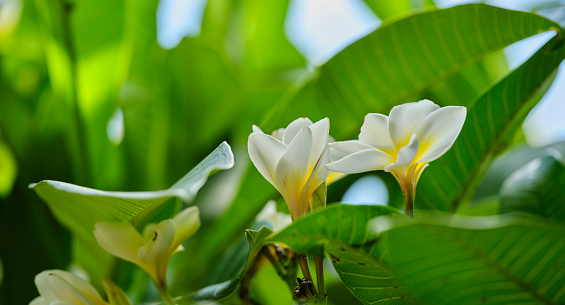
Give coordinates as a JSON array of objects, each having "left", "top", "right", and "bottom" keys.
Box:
[
  {"left": 267, "top": 4, "right": 560, "bottom": 139},
  {"left": 31, "top": 142, "right": 233, "bottom": 288},
  {"left": 173, "top": 226, "right": 273, "bottom": 303},
  {"left": 500, "top": 153, "right": 565, "bottom": 223}
]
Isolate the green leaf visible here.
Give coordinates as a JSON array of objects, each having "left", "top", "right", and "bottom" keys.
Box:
[
  {"left": 500, "top": 154, "right": 565, "bottom": 223},
  {"left": 362, "top": 0, "right": 434, "bottom": 20},
  {"left": 171, "top": 157, "right": 277, "bottom": 292},
  {"left": 384, "top": 217, "right": 565, "bottom": 305},
  {"left": 473, "top": 141, "right": 565, "bottom": 201},
  {"left": 267, "top": 204, "right": 417, "bottom": 305},
  {"left": 0, "top": 138, "right": 17, "bottom": 198},
  {"left": 416, "top": 34, "right": 565, "bottom": 212},
  {"left": 238, "top": 0, "right": 305, "bottom": 72},
  {"left": 268, "top": 4, "right": 561, "bottom": 138},
  {"left": 31, "top": 141, "right": 233, "bottom": 286},
  {"left": 459, "top": 196, "right": 500, "bottom": 217},
  {"left": 173, "top": 226, "right": 273, "bottom": 303}
]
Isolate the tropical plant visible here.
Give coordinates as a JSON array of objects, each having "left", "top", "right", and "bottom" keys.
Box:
[{"left": 1, "top": 1, "right": 564, "bottom": 304}]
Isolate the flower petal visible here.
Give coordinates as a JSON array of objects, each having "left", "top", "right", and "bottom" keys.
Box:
[
  {"left": 35, "top": 270, "right": 103, "bottom": 305},
  {"left": 326, "top": 149, "right": 394, "bottom": 174},
  {"left": 384, "top": 134, "right": 419, "bottom": 172},
  {"left": 252, "top": 125, "right": 264, "bottom": 134},
  {"left": 330, "top": 146, "right": 348, "bottom": 162},
  {"left": 413, "top": 106, "right": 466, "bottom": 163},
  {"left": 308, "top": 118, "right": 329, "bottom": 165},
  {"left": 248, "top": 133, "right": 287, "bottom": 186},
  {"left": 330, "top": 140, "right": 374, "bottom": 155},
  {"left": 275, "top": 127, "right": 312, "bottom": 218},
  {"left": 271, "top": 128, "right": 285, "bottom": 141},
  {"left": 138, "top": 219, "right": 175, "bottom": 265},
  {"left": 359, "top": 113, "right": 393, "bottom": 150},
  {"left": 30, "top": 297, "right": 48, "bottom": 305},
  {"left": 301, "top": 142, "right": 331, "bottom": 210},
  {"left": 388, "top": 99, "right": 439, "bottom": 150},
  {"left": 102, "top": 278, "right": 133, "bottom": 305},
  {"left": 282, "top": 117, "right": 313, "bottom": 145},
  {"left": 170, "top": 206, "right": 200, "bottom": 254},
  {"left": 94, "top": 222, "right": 145, "bottom": 267}
]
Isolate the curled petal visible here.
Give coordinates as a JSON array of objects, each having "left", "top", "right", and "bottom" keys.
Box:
[
  {"left": 384, "top": 134, "right": 419, "bottom": 173},
  {"left": 138, "top": 219, "right": 175, "bottom": 273},
  {"left": 359, "top": 113, "right": 393, "bottom": 150},
  {"left": 275, "top": 127, "right": 312, "bottom": 218},
  {"left": 308, "top": 118, "right": 330, "bottom": 165},
  {"left": 94, "top": 222, "right": 146, "bottom": 268},
  {"left": 248, "top": 133, "right": 287, "bottom": 186},
  {"left": 396, "top": 134, "right": 419, "bottom": 166},
  {"left": 282, "top": 118, "right": 313, "bottom": 145},
  {"left": 326, "top": 149, "right": 394, "bottom": 174},
  {"left": 413, "top": 106, "right": 467, "bottom": 163},
  {"left": 388, "top": 100, "right": 439, "bottom": 151},
  {"left": 170, "top": 206, "right": 200, "bottom": 254}
]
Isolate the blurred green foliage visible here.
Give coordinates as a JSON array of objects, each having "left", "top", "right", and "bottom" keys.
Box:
[{"left": 1, "top": 0, "right": 565, "bottom": 304}]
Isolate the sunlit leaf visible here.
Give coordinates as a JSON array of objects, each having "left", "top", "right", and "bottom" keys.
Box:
[
  {"left": 362, "top": 0, "right": 434, "bottom": 20},
  {"left": 268, "top": 4, "right": 561, "bottom": 139}
]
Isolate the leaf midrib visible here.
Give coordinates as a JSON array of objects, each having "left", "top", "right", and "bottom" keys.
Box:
[
  {"left": 450, "top": 41, "right": 565, "bottom": 213},
  {"left": 418, "top": 225, "right": 558, "bottom": 305}
]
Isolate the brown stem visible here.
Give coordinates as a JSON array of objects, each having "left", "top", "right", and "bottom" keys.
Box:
[
  {"left": 314, "top": 257, "right": 326, "bottom": 302},
  {"left": 297, "top": 254, "right": 318, "bottom": 296},
  {"left": 404, "top": 183, "right": 415, "bottom": 218}
]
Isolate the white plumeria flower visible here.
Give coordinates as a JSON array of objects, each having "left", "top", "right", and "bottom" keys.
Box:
[
  {"left": 248, "top": 118, "right": 331, "bottom": 220},
  {"left": 326, "top": 100, "right": 466, "bottom": 216},
  {"left": 30, "top": 270, "right": 108, "bottom": 305},
  {"left": 94, "top": 206, "right": 200, "bottom": 294},
  {"left": 256, "top": 200, "right": 292, "bottom": 232}
]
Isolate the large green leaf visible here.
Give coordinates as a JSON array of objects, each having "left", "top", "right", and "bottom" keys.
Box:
[
  {"left": 383, "top": 217, "right": 565, "bottom": 305},
  {"left": 31, "top": 141, "right": 233, "bottom": 286},
  {"left": 500, "top": 154, "right": 565, "bottom": 223},
  {"left": 416, "top": 35, "right": 565, "bottom": 212},
  {"left": 267, "top": 204, "right": 416, "bottom": 305},
  {"left": 267, "top": 4, "right": 560, "bottom": 138}
]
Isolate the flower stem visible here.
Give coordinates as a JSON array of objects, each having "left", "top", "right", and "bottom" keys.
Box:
[
  {"left": 314, "top": 257, "right": 326, "bottom": 303},
  {"left": 155, "top": 281, "right": 175, "bottom": 305},
  {"left": 403, "top": 183, "right": 415, "bottom": 218},
  {"left": 297, "top": 254, "right": 318, "bottom": 296}
]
